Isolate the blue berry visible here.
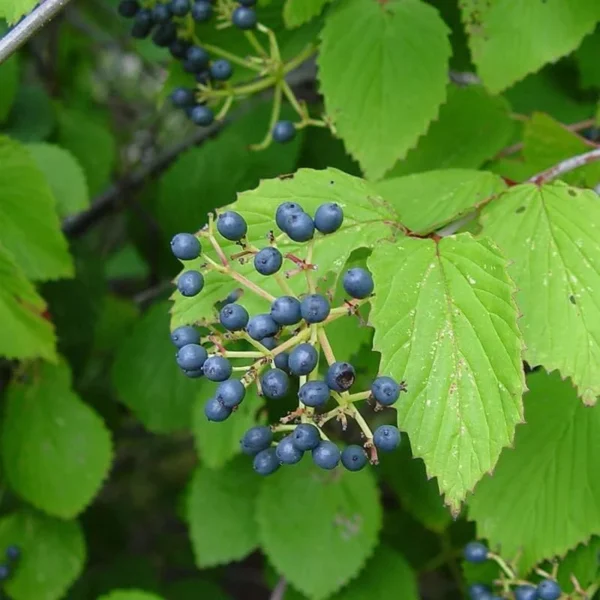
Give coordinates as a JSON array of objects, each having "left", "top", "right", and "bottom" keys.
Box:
[
  {"left": 239, "top": 0, "right": 256, "bottom": 5},
  {"left": 210, "top": 59, "right": 233, "bottom": 81},
  {"left": 253, "top": 448, "right": 279, "bottom": 475},
  {"left": 204, "top": 397, "right": 231, "bottom": 421},
  {"left": 373, "top": 425, "right": 401, "bottom": 452},
  {"left": 275, "top": 202, "right": 304, "bottom": 232},
  {"left": 254, "top": 247, "right": 282, "bottom": 276},
  {"left": 341, "top": 445, "right": 368, "bottom": 471},
  {"left": 195, "top": 70, "right": 210, "bottom": 85},
  {"left": 300, "top": 294, "right": 330, "bottom": 323},
  {"left": 219, "top": 303, "right": 249, "bottom": 331},
  {"left": 232, "top": 6, "right": 256, "bottom": 29},
  {"left": 131, "top": 9, "right": 154, "bottom": 38},
  {"left": 247, "top": 314, "right": 279, "bottom": 340},
  {"left": 177, "top": 270, "right": 204, "bottom": 296},
  {"left": 468, "top": 584, "right": 490, "bottom": 600},
  {"left": 189, "top": 105, "right": 214, "bottom": 126},
  {"left": 537, "top": 580, "right": 561, "bottom": 600},
  {"left": 202, "top": 356, "right": 232, "bottom": 381},
  {"left": 152, "top": 22, "right": 177, "bottom": 46},
  {"left": 171, "top": 325, "right": 200, "bottom": 348},
  {"left": 261, "top": 369, "right": 289, "bottom": 400},
  {"left": 270, "top": 296, "right": 301, "bottom": 326},
  {"left": 272, "top": 120, "right": 296, "bottom": 144},
  {"left": 217, "top": 211, "right": 247, "bottom": 241},
  {"left": 292, "top": 423, "right": 320, "bottom": 451},
  {"left": 176, "top": 343, "right": 208, "bottom": 370},
  {"left": 312, "top": 441, "right": 340, "bottom": 470},
  {"left": 371, "top": 376, "right": 402, "bottom": 406},
  {"left": 216, "top": 379, "right": 246, "bottom": 408},
  {"left": 170, "top": 0, "right": 189, "bottom": 16},
  {"left": 463, "top": 541, "right": 488, "bottom": 563},
  {"left": 191, "top": 0, "right": 212, "bottom": 21},
  {"left": 170, "top": 88, "right": 195, "bottom": 109},
  {"left": 0, "top": 564, "right": 9, "bottom": 580},
  {"left": 274, "top": 352, "right": 289, "bottom": 372},
  {"left": 515, "top": 586, "right": 538, "bottom": 600},
  {"left": 298, "top": 380, "right": 330, "bottom": 408},
  {"left": 169, "top": 39, "right": 190, "bottom": 58},
  {"left": 285, "top": 212, "right": 315, "bottom": 242},
  {"left": 185, "top": 45, "right": 209, "bottom": 72},
  {"left": 241, "top": 425, "right": 273, "bottom": 455},
  {"left": 5, "top": 546, "right": 20, "bottom": 562},
  {"left": 275, "top": 435, "right": 303, "bottom": 465},
  {"left": 326, "top": 361, "right": 355, "bottom": 392},
  {"left": 260, "top": 337, "right": 277, "bottom": 351},
  {"left": 314, "top": 203, "right": 343, "bottom": 234},
  {"left": 170, "top": 232, "right": 200, "bottom": 258},
  {"left": 288, "top": 343, "right": 318, "bottom": 376},
  {"left": 118, "top": 0, "right": 140, "bottom": 17},
  {"left": 152, "top": 3, "right": 171, "bottom": 22},
  {"left": 343, "top": 267, "right": 374, "bottom": 299}
]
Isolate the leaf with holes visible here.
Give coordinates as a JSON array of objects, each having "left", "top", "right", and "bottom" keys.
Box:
[
  {"left": 368, "top": 234, "right": 525, "bottom": 512},
  {"left": 480, "top": 182, "right": 600, "bottom": 404},
  {"left": 170, "top": 168, "right": 399, "bottom": 329},
  {"left": 469, "top": 371, "right": 600, "bottom": 572}
]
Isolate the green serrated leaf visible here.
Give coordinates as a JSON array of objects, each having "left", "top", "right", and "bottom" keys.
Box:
[
  {"left": 0, "top": 242, "right": 56, "bottom": 361},
  {"left": 4, "top": 84, "right": 55, "bottom": 142},
  {"left": 170, "top": 168, "right": 398, "bottom": 329},
  {"left": 460, "top": 0, "right": 600, "bottom": 93},
  {"left": 480, "top": 182, "right": 600, "bottom": 405},
  {"left": 186, "top": 458, "right": 260, "bottom": 568},
  {"left": 0, "top": 0, "right": 37, "bottom": 22},
  {"left": 256, "top": 457, "right": 382, "bottom": 600},
  {"left": 318, "top": 0, "right": 451, "bottom": 180},
  {"left": 469, "top": 371, "right": 600, "bottom": 572},
  {"left": 26, "top": 143, "right": 89, "bottom": 218},
  {"left": 557, "top": 537, "right": 600, "bottom": 589},
  {"left": 2, "top": 360, "right": 113, "bottom": 518},
  {"left": 192, "top": 387, "right": 265, "bottom": 470},
  {"left": 283, "top": 0, "right": 330, "bottom": 28},
  {"left": 112, "top": 302, "right": 198, "bottom": 433},
  {"left": 386, "top": 85, "right": 514, "bottom": 177},
  {"left": 0, "top": 135, "right": 73, "bottom": 281},
  {"left": 0, "top": 54, "right": 19, "bottom": 123},
  {"left": 368, "top": 234, "right": 525, "bottom": 512},
  {"left": 0, "top": 509, "right": 85, "bottom": 600},
  {"left": 375, "top": 169, "right": 507, "bottom": 235},
  {"left": 97, "top": 591, "right": 164, "bottom": 600}
]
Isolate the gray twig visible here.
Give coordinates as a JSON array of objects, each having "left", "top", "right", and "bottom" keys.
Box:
[
  {"left": 528, "top": 147, "right": 600, "bottom": 185},
  {"left": 270, "top": 577, "right": 287, "bottom": 600}
]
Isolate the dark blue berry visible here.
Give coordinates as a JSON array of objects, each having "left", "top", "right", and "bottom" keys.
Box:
[
  {"left": 247, "top": 314, "right": 279, "bottom": 340},
  {"left": 275, "top": 202, "right": 304, "bottom": 232},
  {"left": 205, "top": 397, "right": 231, "bottom": 421},
  {"left": 463, "top": 541, "right": 488, "bottom": 563},
  {"left": 312, "top": 440, "right": 340, "bottom": 470},
  {"left": 274, "top": 352, "right": 289, "bottom": 372},
  {"left": 341, "top": 445, "right": 368, "bottom": 471},
  {"left": 219, "top": 303, "right": 249, "bottom": 331},
  {"left": 272, "top": 120, "right": 295, "bottom": 144},
  {"left": 253, "top": 448, "right": 280, "bottom": 475},
  {"left": 241, "top": 426, "right": 273, "bottom": 455},
  {"left": 202, "top": 356, "right": 232, "bottom": 381},
  {"left": 298, "top": 380, "right": 330, "bottom": 407},
  {"left": 292, "top": 423, "right": 320, "bottom": 451},
  {"left": 373, "top": 425, "right": 401, "bottom": 452},
  {"left": 170, "top": 88, "right": 196, "bottom": 109},
  {"left": 170, "top": 232, "right": 200, "bottom": 258},
  {"left": 270, "top": 296, "right": 302, "bottom": 326},
  {"left": 0, "top": 564, "right": 9, "bottom": 581},
  {"left": 195, "top": 70, "right": 211, "bottom": 85},
  {"left": 152, "top": 21, "right": 177, "bottom": 46},
  {"left": 371, "top": 376, "right": 402, "bottom": 406},
  {"left": 275, "top": 435, "right": 303, "bottom": 465},
  {"left": 343, "top": 267, "right": 374, "bottom": 299},
  {"left": 537, "top": 580, "right": 561, "bottom": 600},
  {"left": 152, "top": 3, "right": 172, "bottom": 22},
  {"left": 185, "top": 45, "right": 209, "bottom": 72},
  {"left": 131, "top": 9, "right": 154, "bottom": 38},
  {"left": 191, "top": 0, "right": 212, "bottom": 21},
  {"left": 171, "top": 325, "right": 200, "bottom": 348},
  {"left": 261, "top": 369, "right": 289, "bottom": 400},
  {"left": 189, "top": 105, "right": 214, "bottom": 126},
  {"left": 288, "top": 343, "right": 318, "bottom": 376},
  {"left": 210, "top": 59, "right": 233, "bottom": 80},
  {"left": 260, "top": 337, "right": 277, "bottom": 350},
  {"left": 5, "top": 546, "right": 20, "bottom": 562},
  {"left": 468, "top": 584, "right": 490, "bottom": 600},
  {"left": 314, "top": 203, "right": 343, "bottom": 234},
  {"left": 176, "top": 343, "right": 208, "bottom": 371},
  {"left": 217, "top": 211, "right": 247, "bottom": 241},
  {"left": 118, "top": 0, "right": 140, "bottom": 17},
  {"left": 300, "top": 294, "right": 330, "bottom": 323},
  {"left": 232, "top": 6, "right": 256, "bottom": 29},
  {"left": 238, "top": 0, "right": 256, "bottom": 5},
  {"left": 515, "top": 586, "right": 538, "bottom": 600},
  {"left": 254, "top": 247, "right": 282, "bottom": 276},
  {"left": 326, "top": 361, "right": 355, "bottom": 392},
  {"left": 170, "top": 0, "right": 189, "bottom": 16},
  {"left": 285, "top": 212, "right": 315, "bottom": 242},
  {"left": 216, "top": 379, "right": 246, "bottom": 408},
  {"left": 177, "top": 270, "right": 204, "bottom": 296},
  {"left": 169, "top": 39, "right": 190, "bottom": 58}
]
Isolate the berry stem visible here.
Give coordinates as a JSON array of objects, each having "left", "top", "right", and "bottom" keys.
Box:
[
  {"left": 232, "top": 365, "right": 253, "bottom": 371},
  {"left": 215, "top": 95, "right": 234, "bottom": 121},
  {"left": 271, "top": 424, "right": 296, "bottom": 433},
  {"left": 346, "top": 404, "right": 374, "bottom": 443},
  {"left": 282, "top": 42, "right": 317, "bottom": 75},
  {"left": 207, "top": 75, "right": 278, "bottom": 99},
  {"left": 222, "top": 350, "right": 265, "bottom": 358},
  {"left": 272, "top": 327, "right": 311, "bottom": 356},
  {"left": 280, "top": 78, "right": 306, "bottom": 120},
  {"left": 244, "top": 30, "right": 268, "bottom": 58},
  {"left": 240, "top": 332, "right": 274, "bottom": 354},
  {"left": 274, "top": 272, "right": 296, "bottom": 297},
  {"left": 345, "top": 391, "right": 371, "bottom": 403},
  {"left": 305, "top": 238, "right": 316, "bottom": 293},
  {"left": 317, "top": 327, "right": 336, "bottom": 366},
  {"left": 489, "top": 553, "right": 516, "bottom": 579},
  {"left": 250, "top": 80, "right": 282, "bottom": 150},
  {"left": 201, "top": 41, "right": 263, "bottom": 71},
  {"left": 257, "top": 22, "right": 280, "bottom": 63}
]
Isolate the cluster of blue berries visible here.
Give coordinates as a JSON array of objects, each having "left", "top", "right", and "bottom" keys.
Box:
[
  {"left": 0, "top": 545, "right": 21, "bottom": 586},
  {"left": 170, "top": 201, "right": 407, "bottom": 476},
  {"left": 464, "top": 542, "right": 563, "bottom": 600}
]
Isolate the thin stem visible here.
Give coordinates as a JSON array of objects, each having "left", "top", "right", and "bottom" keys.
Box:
[
  {"left": 271, "top": 424, "right": 296, "bottom": 433},
  {"left": 240, "top": 332, "right": 274, "bottom": 354},
  {"left": 317, "top": 327, "right": 336, "bottom": 365},
  {"left": 489, "top": 553, "right": 516, "bottom": 579},
  {"left": 305, "top": 238, "right": 316, "bottom": 293},
  {"left": 257, "top": 23, "right": 281, "bottom": 63},
  {"left": 346, "top": 391, "right": 371, "bottom": 403},
  {"left": 273, "top": 327, "right": 311, "bottom": 356},
  {"left": 346, "top": 404, "right": 373, "bottom": 440},
  {"left": 215, "top": 95, "right": 234, "bottom": 122},
  {"left": 229, "top": 270, "right": 276, "bottom": 302},
  {"left": 207, "top": 75, "right": 277, "bottom": 99},
  {"left": 202, "top": 42, "right": 263, "bottom": 71},
  {"left": 206, "top": 232, "right": 229, "bottom": 266},
  {"left": 244, "top": 30, "right": 268, "bottom": 57},
  {"left": 223, "top": 350, "right": 265, "bottom": 358},
  {"left": 232, "top": 365, "right": 253, "bottom": 371},
  {"left": 281, "top": 79, "right": 306, "bottom": 119},
  {"left": 528, "top": 147, "right": 600, "bottom": 184},
  {"left": 274, "top": 272, "right": 296, "bottom": 297},
  {"left": 283, "top": 43, "right": 317, "bottom": 75},
  {"left": 250, "top": 82, "right": 282, "bottom": 150}
]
